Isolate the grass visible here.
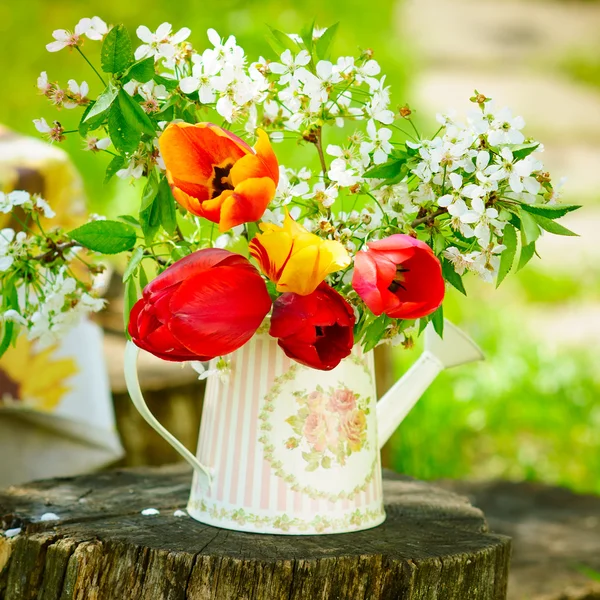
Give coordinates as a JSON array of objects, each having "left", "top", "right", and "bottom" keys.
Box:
[{"left": 388, "top": 267, "right": 600, "bottom": 496}]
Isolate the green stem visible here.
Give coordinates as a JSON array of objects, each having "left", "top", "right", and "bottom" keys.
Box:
[{"left": 75, "top": 47, "right": 107, "bottom": 86}]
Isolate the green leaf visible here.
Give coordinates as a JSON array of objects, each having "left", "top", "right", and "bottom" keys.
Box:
[
  {"left": 68, "top": 220, "right": 137, "bottom": 254},
  {"left": 517, "top": 242, "right": 536, "bottom": 272},
  {"left": 157, "top": 177, "right": 177, "bottom": 235},
  {"left": 104, "top": 155, "right": 125, "bottom": 184},
  {"left": 123, "top": 246, "right": 145, "bottom": 282},
  {"left": 0, "top": 319, "right": 14, "bottom": 359},
  {"left": 362, "top": 314, "right": 391, "bottom": 353},
  {"left": 496, "top": 225, "right": 518, "bottom": 288},
  {"left": 431, "top": 305, "right": 444, "bottom": 338},
  {"left": 267, "top": 27, "right": 299, "bottom": 54},
  {"left": 101, "top": 24, "right": 134, "bottom": 74},
  {"left": 442, "top": 259, "right": 467, "bottom": 296},
  {"left": 509, "top": 142, "right": 539, "bottom": 161},
  {"left": 118, "top": 214, "right": 141, "bottom": 228},
  {"left": 315, "top": 23, "right": 339, "bottom": 60},
  {"left": 83, "top": 84, "right": 118, "bottom": 125},
  {"left": 138, "top": 263, "right": 149, "bottom": 290},
  {"left": 532, "top": 213, "right": 578, "bottom": 236},
  {"left": 300, "top": 20, "right": 315, "bottom": 53},
  {"left": 139, "top": 172, "right": 161, "bottom": 243},
  {"left": 123, "top": 56, "right": 155, "bottom": 83},
  {"left": 519, "top": 202, "right": 581, "bottom": 220},
  {"left": 123, "top": 276, "right": 138, "bottom": 336},
  {"left": 108, "top": 89, "right": 156, "bottom": 154},
  {"left": 519, "top": 209, "right": 541, "bottom": 246},
  {"left": 153, "top": 75, "right": 179, "bottom": 91},
  {"left": 363, "top": 158, "right": 405, "bottom": 179}
]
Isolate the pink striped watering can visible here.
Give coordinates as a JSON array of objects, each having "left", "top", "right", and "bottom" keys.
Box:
[{"left": 124, "top": 321, "right": 482, "bottom": 535}]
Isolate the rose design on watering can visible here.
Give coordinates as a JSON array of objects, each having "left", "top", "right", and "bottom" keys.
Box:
[{"left": 285, "top": 386, "right": 370, "bottom": 470}]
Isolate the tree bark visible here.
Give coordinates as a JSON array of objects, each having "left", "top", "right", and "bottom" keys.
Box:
[{"left": 0, "top": 465, "right": 510, "bottom": 600}]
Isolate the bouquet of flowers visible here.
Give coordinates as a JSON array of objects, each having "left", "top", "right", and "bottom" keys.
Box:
[{"left": 0, "top": 16, "right": 579, "bottom": 372}]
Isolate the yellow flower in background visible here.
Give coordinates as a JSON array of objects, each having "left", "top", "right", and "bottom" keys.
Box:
[
  {"left": 249, "top": 213, "right": 350, "bottom": 296},
  {"left": 0, "top": 336, "right": 78, "bottom": 412},
  {"left": 0, "top": 126, "right": 87, "bottom": 232}
]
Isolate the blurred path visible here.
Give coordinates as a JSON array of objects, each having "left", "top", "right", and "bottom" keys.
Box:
[{"left": 398, "top": 0, "right": 600, "bottom": 346}]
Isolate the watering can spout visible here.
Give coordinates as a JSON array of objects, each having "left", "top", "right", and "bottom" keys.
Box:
[{"left": 376, "top": 320, "right": 484, "bottom": 449}]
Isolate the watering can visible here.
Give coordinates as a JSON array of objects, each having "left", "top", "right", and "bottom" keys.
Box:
[{"left": 125, "top": 320, "right": 483, "bottom": 535}]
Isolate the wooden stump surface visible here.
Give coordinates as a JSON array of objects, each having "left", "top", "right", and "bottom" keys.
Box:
[{"left": 0, "top": 465, "right": 510, "bottom": 600}]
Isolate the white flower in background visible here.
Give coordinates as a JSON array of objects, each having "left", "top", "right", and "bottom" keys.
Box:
[
  {"left": 84, "top": 137, "right": 111, "bottom": 152},
  {"left": 365, "top": 76, "right": 394, "bottom": 124},
  {"left": 1, "top": 190, "right": 55, "bottom": 218},
  {"left": 437, "top": 172, "right": 463, "bottom": 209},
  {"left": 278, "top": 81, "right": 303, "bottom": 115},
  {"left": 310, "top": 182, "right": 339, "bottom": 209},
  {"left": 35, "top": 198, "right": 56, "bottom": 219},
  {"left": 37, "top": 72, "right": 52, "bottom": 95},
  {"left": 269, "top": 50, "right": 311, "bottom": 85},
  {"left": 334, "top": 56, "right": 355, "bottom": 77},
  {"left": 46, "top": 23, "right": 87, "bottom": 52},
  {"left": 179, "top": 51, "right": 220, "bottom": 102},
  {"left": 488, "top": 107, "right": 525, "bottom": 146},
  {"left": 329, "top": 158, "right": 361, "bottom": 187},
  {"left": 459, "top": 197, "right": 504, "bottom": 247},
  {"left": 0, "top": 229, "right": 18, "bottom": 271},
  {"left": 443, "top": 247, "right": 474, "bottom": 276},
  {"left": 298, "top": 61, "right": 342, "bottom": 112},
  {"left": 63, "top": 80, "right": 89, "bottom": 109},
  {"left": 205, "top": 28, "right": 240, "bottom": 64},
  {"left": 135, "top": 23, "right": 191, "bottom": 61},
  {"left": 76, "top": 17, "right": 109, "bottom": 41},
  {"left": 493, "top": 148, "right": 542, "bottom": 195},
  {"left": 360, "top": 119, "right": 393, "bottom": 165},
  {"left": 124, "top": 80, "right": 167, "bottom": 112},
  {"left": 33, "top": 118, "right": 65, "bottom": 142},
  {"left": 1, "top": 310, "right": 27, "bottom": 326},
  {"left": 116, "top": 157, "right": 145, "bottom": 180},
  {"left": 275, "top": 167, "right": 310, "bottom": 205},
  {"left": 262, "top": 206, "right": 301, "bottom": 226},
  {"left": 354, "top": 59, "right": 380, "bottom": 86}
]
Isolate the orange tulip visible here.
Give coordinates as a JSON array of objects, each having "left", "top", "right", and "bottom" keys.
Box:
[{"left": 159, "top": 122, "right": 279, "bottom": 231}]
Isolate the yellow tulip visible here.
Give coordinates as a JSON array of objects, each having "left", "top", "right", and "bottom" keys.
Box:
[{"left": 249, "top": 214, "right": 351, "bottom": 296}]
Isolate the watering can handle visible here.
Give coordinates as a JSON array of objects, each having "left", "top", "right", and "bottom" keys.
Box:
[{"left": 124, "top": 342, "right": 213, "bottom": 489}]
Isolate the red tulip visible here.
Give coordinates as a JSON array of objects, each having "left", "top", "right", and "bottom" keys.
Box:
[
  {"left": 270, "top": 283, "right": 355, "bottom": 371},
  {"left": 129, "top": 249, "right": 272, "bottom": 362},
  {"left": 352, "top": 234, "right": 445, "bottom": 320}
]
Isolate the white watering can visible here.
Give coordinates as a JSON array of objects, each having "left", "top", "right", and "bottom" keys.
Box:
[{"left": 125, "top": 320, "right": 483, "bottom": 535}]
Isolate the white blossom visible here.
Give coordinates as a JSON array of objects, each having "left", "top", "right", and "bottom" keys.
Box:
[{"left": 135, "top": 23, "right": 191, "bottom": 61}]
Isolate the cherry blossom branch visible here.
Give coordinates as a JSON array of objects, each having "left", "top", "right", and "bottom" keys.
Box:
[
  {"left": 32, "top": 240, "right": 78, "bottom": 262},
  {"left": 410, "top": 208, "right": 447, "bottom": 228}
]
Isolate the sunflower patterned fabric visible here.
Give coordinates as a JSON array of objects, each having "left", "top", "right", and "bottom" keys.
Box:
[{"left": 0, "top": 128, "right": 123, "bottom": 486}]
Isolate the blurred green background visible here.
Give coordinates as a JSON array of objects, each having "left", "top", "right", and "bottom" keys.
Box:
[{"left": 3, "top": 0, "right": 599, "bottom": 494}]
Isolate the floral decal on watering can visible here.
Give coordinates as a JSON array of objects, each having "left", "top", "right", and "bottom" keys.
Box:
[
  {"left": 259, "top": 353, "right": 379, "bottom": 500},
  {"left": 285, "top": 386, "right": 370, "bottom": 470}
]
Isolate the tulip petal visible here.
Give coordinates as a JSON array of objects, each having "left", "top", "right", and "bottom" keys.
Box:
[
  {"left": 219, "top": 176, "right": 276, "bottom": 231},
  {"left": 145, "top": 248, "right": 242, "bottom": 297},
  {"left": 167, "top": 265, "right": 271, "bottom": 358},
  {"left": 169, "top": 183, "right": 224, "bottom": 223},
  {"left": 230, "top": 129, "right": 279, "bottom": 187}
]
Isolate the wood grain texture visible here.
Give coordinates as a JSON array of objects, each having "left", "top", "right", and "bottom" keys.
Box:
[{"left": 0, "top": 466, "right": 510, "bottom": 600}]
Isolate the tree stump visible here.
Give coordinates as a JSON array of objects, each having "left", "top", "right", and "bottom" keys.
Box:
[{"left": 0, "top": 465, "right": 510, "bottom": 599}]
